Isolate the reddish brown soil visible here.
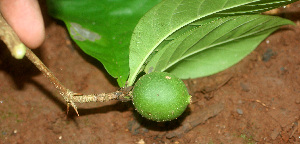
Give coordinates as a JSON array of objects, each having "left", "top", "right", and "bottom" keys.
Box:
[{"left": 0, "top": 2, "right": 299, "bottom": 144}]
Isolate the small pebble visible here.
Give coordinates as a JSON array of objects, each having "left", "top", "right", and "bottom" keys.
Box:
[
  {"left": 236, "top": 109, "right": 243, "bottom": 115},
  {"left": 270, "top": 127, "right": 280, "bottom": 140},
  {"left": 2, "top": 131, "right": 7, "bottom": 135},
  {"left": 137, "top": 139, "right": 145, "bottom": 144},
  {"left": 240, "top": 83, "right": 250, "bottom": 92},
  {"left": 238, "top": 100, "right": 243, "bottom": 104},
  {"left": 296, "top": 98, "right": 300, "bottom": 104},
  {"left": 262, "top": 48, "right": 275, "bottom": 62}
]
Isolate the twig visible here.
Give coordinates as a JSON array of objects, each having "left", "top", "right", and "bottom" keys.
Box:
[
  {"left": 0, "top": 12, "right": 131, "bottom": 116},
  {"left": 25, "top": 47, "right": 131, "bottom": 116},
  {"left": 244, "top": 99, "right": 275, "bottom": 110},
  {"left": 25, "top": 48, "right": 80, "bottom": 115},
  {"left": 0, "top": 13, "right": 26, "bottom": 59}
]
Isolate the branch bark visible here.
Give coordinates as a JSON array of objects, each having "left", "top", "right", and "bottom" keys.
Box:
[{"left": 0, "top": 13, "right": 130, "bottom": 116}]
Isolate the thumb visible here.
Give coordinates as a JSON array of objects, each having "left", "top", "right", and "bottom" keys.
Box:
[{"left": 0, "top": 0, "right": 45, "bottom": 48}]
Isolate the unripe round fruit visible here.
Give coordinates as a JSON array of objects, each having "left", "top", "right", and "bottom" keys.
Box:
[{"left": 132, "top": 72, "right": 191, "bottom": 122}]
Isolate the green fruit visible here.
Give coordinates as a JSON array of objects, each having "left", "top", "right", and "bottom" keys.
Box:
[{"left": 132, "top": 72, "right": 191, "bottom": 122}]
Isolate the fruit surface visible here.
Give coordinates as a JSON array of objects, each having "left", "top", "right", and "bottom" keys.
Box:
[{"left": 132, "top": 72, "right": 191, "bottom": 122}]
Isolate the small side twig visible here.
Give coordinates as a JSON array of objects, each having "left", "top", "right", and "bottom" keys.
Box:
[
  {"left": 0, "top": 12, "right": 131, "bottom": 116},
  {"left": 244, "top": 99, "right": 276, "bottom": 110}
]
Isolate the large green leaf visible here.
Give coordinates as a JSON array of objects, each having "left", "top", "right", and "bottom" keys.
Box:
[
  {"left": 47, "top": 0, "right": 162, "bottom": 87},
  {"left": 128, "top": 0, "right": 298, "bottom": 86},
  {"left": 145, "top": 15, "right": 294, "bottom": 78}
]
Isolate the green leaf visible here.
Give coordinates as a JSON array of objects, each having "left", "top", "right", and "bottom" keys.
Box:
[
  {"left": 47, "top": 0, "right": 162, "bottom": 87},
  {"left": 128, "top": 0, "right": 298, "bottom": 86},
  {"left": 146, "top": 15, "right": 294, "bottom": 79}
]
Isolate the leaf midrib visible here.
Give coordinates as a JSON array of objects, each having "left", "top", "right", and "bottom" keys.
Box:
[{"left": 161, "top": 17, "right": 276, "bottom": 72}]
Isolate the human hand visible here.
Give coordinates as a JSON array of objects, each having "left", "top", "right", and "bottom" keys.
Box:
[{"left": 0, "top": 0, "right": 45, "bottom": 48}]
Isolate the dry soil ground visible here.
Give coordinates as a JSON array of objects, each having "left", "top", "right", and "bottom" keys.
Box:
[{"left": 0, "top": 2, "right": 300, "bottom": 144}]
